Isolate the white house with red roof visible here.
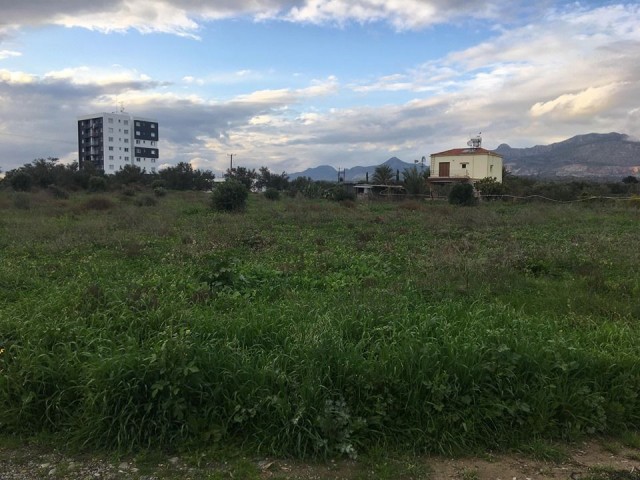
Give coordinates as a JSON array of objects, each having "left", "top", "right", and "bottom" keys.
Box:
[{"left": 429, "top": 135, "right": 503, "bottom": 183}]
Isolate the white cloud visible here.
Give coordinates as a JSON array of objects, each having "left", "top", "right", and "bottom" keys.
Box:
[
  {"left": 0, "top": 50, "right": 21, "bottom": 60},
  {"left": 0, "top": 1, "right": 525, "bottom": 37}
]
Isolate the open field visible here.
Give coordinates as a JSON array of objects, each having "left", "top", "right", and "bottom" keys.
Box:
[{"left": 1, "top": 189, "right": 640, "bottom": 461}]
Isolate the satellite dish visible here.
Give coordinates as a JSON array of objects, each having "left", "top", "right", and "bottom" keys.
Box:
[{"left": 467, "top": 132, "right": 482, "bottom": 149}]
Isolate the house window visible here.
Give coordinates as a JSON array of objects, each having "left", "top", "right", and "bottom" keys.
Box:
[
  {"left": 124, "top": 139, "right": 129, "bottom": 143},
  {"left": 124, "top": 156, "right": 129, "bottom": 161},
  {"left": 124, "top": 120, "right": 129, "bottom": 125},
  {"left": 109, "top": 155, "right": 114, "bottom": 160},
  {"left": 135, "top": 131, "right": 140, "bottom": 135},
  {"left": 136, "top": 158, "right": 141, "bottom": 162},
  {"left": 108, "top": 118, "right": 114, "bottom": 124},
  {"left": 490, "top": 165, "right": 494, "bottom": 172},
  {"left": 124, "top": 148, "right": 129, "bottom": 152},
  {"left": 109, "top": 164, "right": 114, "bottom": 170},
  {"left": 461, "top": 163, "right": 468, "bottom": 168},
  {"left": 136, "top": 122, "right": 140, "bottom": 126},
  {"left": 151, "top": 159, "right": 156, "bottom": 163},
  {"left": 108, "top": 146, "right": 113, "bottom": 151},
  {"left": 151, "top": 167, "right": 156, "bottom": 173},
  {"left": 136, "top": 140, "right": 140, "bottom": 144},
  {"left": 108, "top": 137, "right": 113, "bottom": 142},
  {"left": 151, "top": 132, "right": 155, "bottom": 138},
  {"left": 108, "top": 127, "right": 113, "bottom": 133},
  {"left": 151, "top": 124, "right": 156, "bottom": 129},
  {"left": 124, "top": 129, "right": 129, "bottom": 134}
]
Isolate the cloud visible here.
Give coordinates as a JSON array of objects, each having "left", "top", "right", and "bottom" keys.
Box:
[
  {"left": 0, "top": 0, "right": 529, "bottom": 38},
  {"left": 0, "top": 50, "right": 21, "bottom": 60}
]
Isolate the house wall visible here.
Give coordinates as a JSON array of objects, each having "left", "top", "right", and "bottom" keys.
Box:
[{"left": 430, "top": 153, "right": 503, "bottom": 182}]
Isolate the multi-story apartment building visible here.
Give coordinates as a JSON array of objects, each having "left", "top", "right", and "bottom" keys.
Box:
[{"left": 77, "top": 112, "right": 159, "bottom": 174}]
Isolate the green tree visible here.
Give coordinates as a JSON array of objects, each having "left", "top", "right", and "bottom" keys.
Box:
[
  {"left": 475, "top": 177, "right": 507, "bottom": 199},
  {"left": 225, "top": 166, "right": 257, "bottom": 191},
  {"left": 10, "top": 171, "right": 33, "bottom": 191},
  {"left": 449, "top": 183, "right": 477, "bottom": 206},
  {"left": 402, "top": 166, "right": 429, "bottom": 196},
  {"left": 113, "top": 164, "right": 145, "bottom": 185},
  {"left": 372, "top": 165, "right": 394, "bottom": 185},
  {"left": 256, "top": 166, "right": 289, "bottom": 191},
  {"left": 211, "top": 180, "right": 249, "bottom": 211}
]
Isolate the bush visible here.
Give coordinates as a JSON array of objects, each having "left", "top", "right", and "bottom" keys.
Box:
[
  {"left": 151, "top": 179, "right": 167, "bottom": 190},
  {"left": 264, "top": 188, "right": 280, "bottom": 201},
  {"left": 448, "top": 183, "right": 477, "bottom": 206},
  {"left": 329, "top": 186, "right": 356, "bottom": 202},
  {"left": 47, "top": 185, "right": 70, "bottom": 199},
  {"left": 153, "top": 187, "right": 167, "bottom": 197},
  {"left": 211, "top": 180, "right": 248, "bottom": 212},
  {"left": 81, "top": 197, "right": 114, "bottom": 211},
  {"left": 88, "top": 176, "right": 107, "bottom": 193},
  {"left": 12, "top": 192, "right": 31, "bottom": 209},
  {"left": 134, "top": 195, "right": 158, "bottom": 207},
  {"left": 10, "top": 172, "right": 32, "bottom": 191}
]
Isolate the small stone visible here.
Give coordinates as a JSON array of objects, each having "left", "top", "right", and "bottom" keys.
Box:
[
  {"left": 118, "top": 462, "right": 129, "bottom": 470},
  {"left": 168, "top": 456, "right": 180, "bottom": 465},
  {"left": 40, "top": 463, "right": 51, "bottom": 469},
  {"left": 48, "top": 467, "right": 57, "bottom": 476}
]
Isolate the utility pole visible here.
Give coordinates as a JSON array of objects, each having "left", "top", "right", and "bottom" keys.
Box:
[{"left": 228, "top": 154, "right": 234, "bottom": 171}]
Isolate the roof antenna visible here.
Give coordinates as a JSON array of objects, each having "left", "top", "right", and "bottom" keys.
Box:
[{"left": 467, "top": 132, "right": 482, "bottom": 150}]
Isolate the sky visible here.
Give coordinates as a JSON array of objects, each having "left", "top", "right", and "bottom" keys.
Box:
[{"left": 0, "top": 0, "right": 639, "bottom": 175}]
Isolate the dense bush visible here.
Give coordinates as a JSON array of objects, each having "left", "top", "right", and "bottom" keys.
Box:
[
  {"left": 10, "top": 171, "right": 32, "bottom": 191},
  {"left": 448, "top": 183, "right": 477, "bottom": 206},
  {"left": 88, "top": 175, "right": 107, "bottom": 192},
  {"left": 264, "top": 188, "right": 280, "bottom": 200},
  {"left": 47, "top": 185, "right": 70, "bottom": 199},
  {"left": 329, "top": 185, "right": 356, "bottom": 202},
  {"left": 211, "top": 180, "right": 249, "bottom": 211}
]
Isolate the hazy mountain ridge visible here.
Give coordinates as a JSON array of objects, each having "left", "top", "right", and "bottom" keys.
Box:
[
  {"left": 496, "top": 132, "right": 640, "bottom": 177},
  {"left": 289, "top": 157, "right": 415, "bottom": 182},
  {"left": 288, "top": 133, "right": 640, "bottom": 181}
]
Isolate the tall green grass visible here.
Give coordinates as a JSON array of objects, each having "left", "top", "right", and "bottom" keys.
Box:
[{"left": 1, "top": 191, "right": 639, "bottom": 456}]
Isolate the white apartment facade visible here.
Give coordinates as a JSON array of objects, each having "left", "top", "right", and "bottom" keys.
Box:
[{"left": 77, "top": 112, "right": 159, "bottom": 174}]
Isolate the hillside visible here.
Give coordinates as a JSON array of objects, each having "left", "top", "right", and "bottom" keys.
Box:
[
  {"left": 288, "top": 132, "right": 640, "bottom": 180},
  {"left": 289, "top": 157, "right": 414, "bottom": 182},
  {"left": 496, "top": 132, "right": 640, "bottom": 177}
]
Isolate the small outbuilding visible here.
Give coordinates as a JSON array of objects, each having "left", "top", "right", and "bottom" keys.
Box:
[{"left": 429, "top": 135, "right": 503, "bottom": 184}]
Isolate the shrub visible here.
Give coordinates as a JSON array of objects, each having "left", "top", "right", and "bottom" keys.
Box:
[
  {"left": 47, "top": 185, "right": 70, "bottom": 199},
  {"left": 151, "top": 179, "right": 167, "bottom": 190},
  {"left": 10, "top": 172, "right": 32, "bottom": 191},
  {"left": 134, "top": 195, "right": 158, "bottom": 207},
  {"left": 12, "top": 192, "right": 31, "bottom": 209},
  {"left": 449, "top": 183, "right": 477, "bottom": 206},
  {"left": 329, "top": 186, "right": 356, "bottom": 202},
  {"left": 88, "top": 176, "right": 107, "bottom": 193},
  {"left": 81, "top": 197, "right": 114, "bottom": 211},
  {"left": 211, "top": 180, "right": 248, "bottom": 212},
  {"left": 264, "top": 188, "right": 280, "bottom": 201},
  {"left": 153, "top": 187, "right": 167, "bottom": 197}
]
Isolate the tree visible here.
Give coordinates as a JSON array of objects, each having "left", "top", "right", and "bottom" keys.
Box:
[
  {"left": 622, "top": 175, "right": 639, "bottom": 184},
  {"left": 225, "top": 166, "right": 257, "bottom": 191},
  {"left": 10, "top": 171, "right": 33, "bottom": 191},
  {"left": 211, "top": 180, "right": 249, "bottom": 211},
  {"left": 256, "top": 166, "right": 289, "bottom": 191},
  {"left": 402, "top": 166, "right": 429, "bottom": 196},
  {"left": 113, "top": 164, "right": 145, "bottom": 185},
  {"left": 449, "top": 183, "right": 477, "bottom": 206},
  {"left": 372, "top": 165, "right": 394, "bottom": 185},
  {"left": 475, "top": 177, "right": 507, "bottom": 198}
]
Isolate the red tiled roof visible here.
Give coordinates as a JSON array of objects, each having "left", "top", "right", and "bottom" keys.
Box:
[{"left": 431, "top": 147, "right": 503, "bottom": 157}]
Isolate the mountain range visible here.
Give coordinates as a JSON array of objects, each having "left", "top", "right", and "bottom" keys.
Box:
[{"left": 288, "top": 132, "right": 640, "bottom": 180}]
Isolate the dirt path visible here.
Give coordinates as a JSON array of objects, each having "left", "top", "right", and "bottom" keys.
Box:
[{"left": 1, "top": 438, "right": 639, "bottom": 479}]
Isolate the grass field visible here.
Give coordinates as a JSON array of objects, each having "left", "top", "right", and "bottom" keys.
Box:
[{"left": 1, "top": 189, "right": 639, "bottom": 458}]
